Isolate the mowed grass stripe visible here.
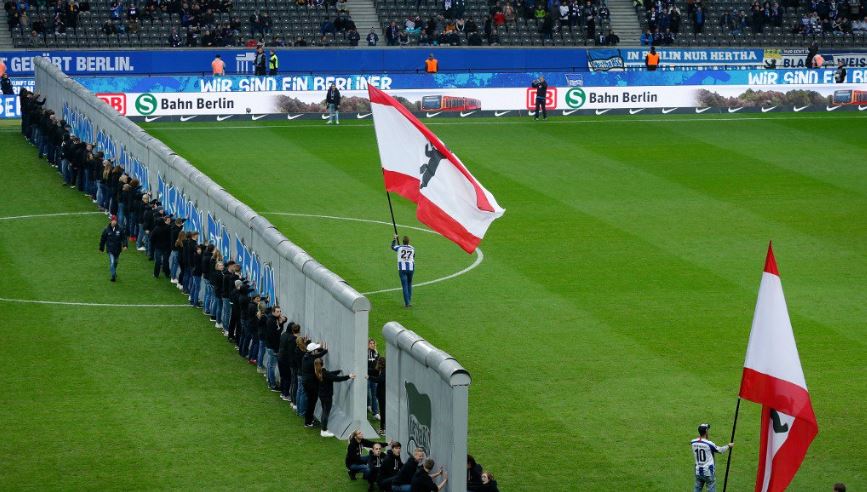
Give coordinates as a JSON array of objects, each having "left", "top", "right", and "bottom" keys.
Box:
[
  {"left": 0, "top": 127, "right": 372, "bottom": 490},
  {"left": 140, "top": 115, "right": 866, "bottom": 490}
]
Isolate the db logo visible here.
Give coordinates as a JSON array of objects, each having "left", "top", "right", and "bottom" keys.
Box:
[
  {"left": 526, "top": 88, "right": 557, "bottom": 110},
  {"left": 96, "top": 93, "right": 126, "bottom": 115}
]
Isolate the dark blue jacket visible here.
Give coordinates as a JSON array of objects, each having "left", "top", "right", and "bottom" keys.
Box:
[{"left": 99, "top": 224, "right": 127, "bottom": 255}]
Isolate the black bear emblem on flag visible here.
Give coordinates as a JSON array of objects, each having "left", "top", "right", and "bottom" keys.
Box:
[{"left": 419, "top": 143, "right": 443, "bottom": 189}]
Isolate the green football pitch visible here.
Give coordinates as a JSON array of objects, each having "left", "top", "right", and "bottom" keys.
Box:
[{"left": 1, "top": 113, "right": 865, "bottom": 490}]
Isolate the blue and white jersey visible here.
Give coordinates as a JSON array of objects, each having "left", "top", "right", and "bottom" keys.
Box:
[
  {"left": 691, "top": 438, "right": 729, "bottom": 477},
  {"left": 391, "top": 241, "right": 415, "bottom": 272}
]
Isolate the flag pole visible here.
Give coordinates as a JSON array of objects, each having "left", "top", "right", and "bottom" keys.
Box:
[
  {"left": 385, "top": 191, "right": 399, "bottom": 236},
  {"left": 722, "top": 397, "right": 741, "bottom": 492}
]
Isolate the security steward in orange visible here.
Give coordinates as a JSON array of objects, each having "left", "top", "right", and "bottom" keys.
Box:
[
  {"left": 645, "top": 46, "right": 660, "bottom": 71},
  {"left": 425, "top": 53, "right": 438, "bottom": 74}
]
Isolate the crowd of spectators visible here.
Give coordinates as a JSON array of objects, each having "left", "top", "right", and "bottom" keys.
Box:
[
  {"left": 18, "top": 86, "right": 498, "bottom": 491},
  {"left": 377, "top": 0, "right": 617, "bottom": 46},
  {"left": 639, "top": 0, "right": 866, "bottom": 43}
]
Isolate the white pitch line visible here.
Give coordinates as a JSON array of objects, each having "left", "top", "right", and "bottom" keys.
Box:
[
  {"left": 140, "top": 113, "right": 867, "bottom": 131},
  {"left": 0, "top": 211, "right": 103, "bottom": 221},
  {"left": 0, "top": 297, "right": 190, "bottom": 308},
  {"left": 265, "top": 212, "right": 484, "bottom": 295},
  {"left": 0, "top": 211, "right": 188, "bottom": 308}
]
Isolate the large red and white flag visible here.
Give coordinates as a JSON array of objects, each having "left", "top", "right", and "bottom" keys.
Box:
[
  {"left": 739, "top": 243, "right": 818, "bottom": 492},
  {"left": 368, "top": 85, "right": 504, "bottom": 253}
]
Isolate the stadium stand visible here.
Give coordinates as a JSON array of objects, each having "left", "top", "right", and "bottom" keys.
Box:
[
  {"left": 638, "top": 0, "right": 867, "bottom": 47},
  {"left": 3, "top": 0, "right": 864, "bottom": 47},
  {"left": 3, "top": 0, "right": 621, "bottom": 48}
]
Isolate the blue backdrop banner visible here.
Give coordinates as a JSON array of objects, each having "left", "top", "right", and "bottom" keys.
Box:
[
  {"left": 71, "top": 68, "right": 867, "bottom": 94},
  {"left": 0, "top": 48, "right": 589, "bottom": 76}
]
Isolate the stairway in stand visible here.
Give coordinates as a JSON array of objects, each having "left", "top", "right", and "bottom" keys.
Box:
[
  {"left": 606, "top": 0, "right": 643, "bottom": 46},
  {"left": 345, "top": 0, "right": 382, "bottom": 34}
]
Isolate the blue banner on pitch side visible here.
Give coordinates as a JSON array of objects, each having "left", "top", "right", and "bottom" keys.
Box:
[
  {"left": 0, "top": 94, "right": 22, "bottom": 118},
  {"left": 72, "top": 68, "right": 867, "bottom": 95},
  {"left": 0, "top": 48, "right": 590, "bottom": 76}
]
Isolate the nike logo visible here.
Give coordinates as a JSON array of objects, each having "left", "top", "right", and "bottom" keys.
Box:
[
  {"left": 594, "top": 109, "right": 610, "bottom": 115},
  {"left": 761, "top": 106, "right": 777, "bottom": 113},
  {"left": 321, "top": 114, "right": 331, "bottom": 120},
  {"left": 286, "top": 114, "right": 303, "bottom": 120},
  {"left": 628, "top": 108, "right": 644, "bottom": 114},
  {"left": 144, "top": 116, "right": 161, "bottom": 122},
  {"left": 695, "top": 107, "right": 711, "bottom": 113},
  {"left": 180, "top": 115, "right": 197, "bottom": 122},
  {"left": 793, "top": 105, "right": 809, "bottom": 112},
  {"left": 494, "top": 111, "right": 511, "bottom": 117},
  {"left": 425, "top": 112, "right": 442, "bottom": 118},
  {"left": 356, "top": 113, "right": 371, "bottom": 119},
  {"left": 661, "top": 108, "right": 677, "bottom": 114},
  {"left": 460, "top": 111, "right": 477, "bottom": 117},
  {"left": 561, "top": 109, "right": 580, "bottom": 116},
  {"left": 728, "top": 107, "right": 744, "bottom": 113},
  {"left": 216, "top": 115, "right": 233, "bottom": 121},
  {"left": 859, "top": 105, "right": 867, "bottom": 111},
  {"left": 251, "top": 114, "right": 266, "bottom": 120},
  {"left": 825, "top": 105, "right": 840, "bottom": 112}
]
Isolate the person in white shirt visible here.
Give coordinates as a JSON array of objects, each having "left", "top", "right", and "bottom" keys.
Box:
[
  {"left": 691, "top": 423, "right": 733, "bottom": 492},
  {"left": 391, "top": 234, "right": 415, "bottom": 307}
]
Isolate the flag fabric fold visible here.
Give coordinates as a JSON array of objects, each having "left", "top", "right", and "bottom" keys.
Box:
[
  {"left": 368, "top": 85, "right": 504, "bottom": 253},
  {"left": 739, "top": 243, "right": 817, "bottom": 492}
]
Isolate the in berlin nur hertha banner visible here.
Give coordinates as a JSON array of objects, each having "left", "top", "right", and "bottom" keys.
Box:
[
  {"left": 368, "top": 85, "right": 504, "bottom": 253},
  {"left": 739, "top": 243, "right": 818, "bottom": 492}
]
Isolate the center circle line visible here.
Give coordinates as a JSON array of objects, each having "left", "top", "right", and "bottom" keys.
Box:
[{"left": 264, "top": 212, "right": 484, "bottom": 295}]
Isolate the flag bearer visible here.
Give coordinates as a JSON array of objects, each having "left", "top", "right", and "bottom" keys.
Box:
[
  {"left": 691, "top": 423, "right": 733, "bottom": 492},
  {"left": 391, "top": 234, "right": 415, "bottom": 307}
]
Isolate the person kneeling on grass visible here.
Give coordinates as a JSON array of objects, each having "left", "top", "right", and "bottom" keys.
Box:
[
  {"left": 411, "top": 458, "right": 448, "bottom": 491},
  {"left": 346, "top": 429, "right": 376, "bottom": 480},
  {"left": 315, "top": 357, "right": 355, "bottom": 437}
]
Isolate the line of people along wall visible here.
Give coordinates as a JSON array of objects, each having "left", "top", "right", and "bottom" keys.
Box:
[
  {"left": 36, "top": 56, "right": 376, "bottom": 439},
  {"left": 60, "top": 98, "right": 278, "bottom": 302}
]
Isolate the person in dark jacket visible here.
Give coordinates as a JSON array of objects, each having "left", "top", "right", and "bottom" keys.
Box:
[
  {"left": 210, "top": 259, "right": 225, "bottom": 327},
  {"left": 367, "top": 338, "right": 380, "bottom": 419},
  {"left": 366, "top": 442, "right": 385, "bottom": 491},
  {"left": 369, "top": 357, "right": 386, "bottom": 435},
  {"left": 301, "top": 342, "right": 328, "bottom": 426},
  {"left": 345, "top": 429, "right": 375, "bottom": 479},
  {"left": 393, "top": 447, "right": 426, "bottom": 492},
  {"left": 220, "top": 261, "right": 239, "bottom": 334},
  {"left": 255, "top": 300, "right": 269, "bottom": 372},
  {"left": 0, "top": 73, "right": 14, "bottom": 95},
  {"left": 169, "top": 217, "right": 184, "bottom": 283},
  {"left": 135, "top": 193, "right": 150, "bottom": 251},
  {"left": 236, "top": 285, "right": 253, "bottom": 358},
  {"left": 293, "top": 334, "right": 309, "bottom": 415},
  {"left": 188, "top": 242, "right": 203, "bottom": 307},
  {"left": 379, "top": 441, "right": 404, "bottom": 491},
  {"left": 182, "top": 231, "right": 198, "bottom": 295},
  {"left": 478, "top": 471, "right": 499, "bottom": 491},
  {"left": 264, "top": 305, "right": 285, "bottom": 390},
  {"left": 315, "top": 357, "right": 354, "bottom": 437},
  {"left": 278, "top": 322, "right": 299, "bottom": 402},
  {"left": 531, "top": 76, "right": 548, "bottom": 120},
  {"left": 325, "top": 83, "right": 341, "bottom": 125},
  {"left": 98, "top": 215, "right": 127, "bottom": 281},
  {"left": 150, "top": 214, "right": 172, "bottom": 278},
  {"left": 411, "top": 458, "right": 448, "bottom": 491},
  {"left": 200, "top": 245, "right": 215, "bottom": 315},
  {"left": 466, "top": 455, "right": 483, "bottom": 491},
  {"left": 246, "top": 293, "right": 261, "bottom": 364}
]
